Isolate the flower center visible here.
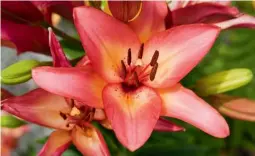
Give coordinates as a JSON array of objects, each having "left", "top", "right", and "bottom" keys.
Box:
[
  {"left": 121, "top": 43, "right": 159, "bottom": 89},
  {"left": 59, "top": 101, "right": 95, "bottom": 128}
]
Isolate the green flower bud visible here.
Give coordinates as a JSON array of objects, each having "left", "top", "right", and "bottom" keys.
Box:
[
  {"left": 0, "top": 115, "right": 27, "bottom": 128},
  {"left": 1, "top": 60, "right": 41, "bottom": 85},
  {"left": 195, "top": 68, "right": 253, "bottom": 96}
]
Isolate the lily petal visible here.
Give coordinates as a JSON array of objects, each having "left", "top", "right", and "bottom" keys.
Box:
[
  {"left": 1, "top": 1, "right": 43, "bottom": 23},
  {"left": 103, "top": 84, "right": 161, "bottom": 151},
  {"left": 154, "top": 117, "right": 185, "bottom": 132},
  {"left": 38, "top": 130, "right": 72, "bottom": 156},
  {"left": 215, "top": 14, "right": 255, "bottom": 29},
  {"left": 210, "top": 94, "right": 255, "bottom": 121},
  {"left": 158, "top": 84, "right": 229, "bottom": 138},
  {"left": 48, "top": 28, "right": 71, "bottom": 67},
  {"left": 72, "top": 125, "right": 110, "bottom": 156},
  {"left": 1, "top": 88, "right": 72, "bottom": 130},
  {"left": 73, "top": 6, "right": 140, "bottom": 83},
  {"left": 169, "top": 3, "right": 239, "bottom": 26},
  {"left": 32, "top": 66, "right": 106, "bottom": 108},
  {"left": 1, "top": 20, "right": 49, "bottom": 54},
  {"left": 1, "top": 88, "right": 13, "bottom": 100},
  {"left": 143, "top": 24, "right": 220, "bottom": 88},
  {"left": 129, "top": 1, "right": 168, "bottom": 42},
  {"left": 108, "top": 1, "right": 142, "bottom": 22}
]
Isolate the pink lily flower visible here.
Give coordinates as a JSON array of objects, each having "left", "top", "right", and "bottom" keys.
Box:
[
  {"left": 31, "top": 6, "right": 229, "bottom": 151},
  {"left": 1, "top": 30, "right": 110, "bottom": 156},
  {"left": 166, "top": 0, "right": 255, "bottom": 29}
]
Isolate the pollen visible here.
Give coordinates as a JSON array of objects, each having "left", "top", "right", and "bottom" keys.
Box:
[{"left": 70, "top": 107, "right": 81, "bottom": 116}]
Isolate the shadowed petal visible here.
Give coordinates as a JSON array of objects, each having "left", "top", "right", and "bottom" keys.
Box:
[
  {"left": 48, "top": 28, "right": 71, "bottom": 67},
  {"left": 215, "top": 14, "right": 255, "bottom": 29},
  {"left": 73, "top": 6, "right": 140, "bottom": 83},
  {"left": 103, "top": 84, "right": 161, "bottom": 151},
  {"left": 169, "top": 3, "right": 239, "bottom": 26},
  {"left": 1, "top": 89, "right": 72, "bottom": 130},
  {"left": 72, "top": 125, "right": 110, "bottom": 156},
  {"left": 154, "top": 117, "right": 185, "bottom": 132},
  {"left": 38, "top": 130, "right": 72, "bottom": 156},
  {"left": 158, "top": 84, "right": 229, "bottom": 138},
  {"left": 108, "top": 1, "right": 142, "bottom": 22},
  {"left": 143, "top": 24, "right": 220, "bottom": 88},
  {"left": 1, "top": 88, "right": 13, "bottom": 100},
  {"left": 32, "top": 66, "right": 106, "bottom": 108},
  {"left": 1, "top": 20, "right": 49, "bottom": 54},
  {"left": 1, "top": 1, "right": 43, "bottom": 23},
  {"left": 129, "top": 1, "right": 168, "bottom": 42}
]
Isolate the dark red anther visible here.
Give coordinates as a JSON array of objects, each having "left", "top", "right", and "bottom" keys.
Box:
[
  {"left": 121, "top": 60, "right": 127, "bottom": 78},
  {"left": 150, "top": 62, "right": 158, "bottom": 81},
  {"left": 127, "top": 48, "right": 132, "bottom": 65},
  {"left": 150, "top": 50, "right": 159, "bottom": 66},
  {"left": 60, "top": 112, "right": 67, "bottom": 120},
  {"left": 138, "top": 43, "right": 144, "bottom": 59}
]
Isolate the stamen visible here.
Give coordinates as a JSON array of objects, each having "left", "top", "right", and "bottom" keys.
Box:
[
  {"left": 133, "top": 71, "right": 140, "bottom": 87},
  {"left": 138, "top": 43, "right": 144, "bottom": 59},
  {"left": 150, "top": 62, "right": 158, "bottom": 81},
  {"left": 127, "top": 48, "right": 132, "bottom": 65},
  {"left": 150, "top": 50, "right": 159, "bottom": 66},
  {"left": 60, "top": 112, "right": 67, "bottom": 120},
  {"left": 121, "top": 60, "right": 127, "bottom": 78}
]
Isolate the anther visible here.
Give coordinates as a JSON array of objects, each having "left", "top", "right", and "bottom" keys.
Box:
[
  {"left": 150, "top": 50, "right": 159, "bottom": 66},
  {"left": 133, "top": 71, "right": 140, "bottom": 87},
  {"left": 121, "top": 60, "right": 127, "bottom": 78},
  {"left": 138, "top": 43, "right": 144, "bottom": 59},
  {"left": 127, "top": 48, "right": 132, "bottom": 65},
  {"left": 150, "top": 62, "right": 158, "bottom": 81},
  {"left": 60, "top": 112, "right": 67, "bottom": 120}
]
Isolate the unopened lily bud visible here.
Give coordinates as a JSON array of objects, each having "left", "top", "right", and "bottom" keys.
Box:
[
  {"left": 0, "top": 115, "right": 27, "bottom": 128},
  {"left": 1, "top": 60, "right": 41, "bottom": 85},
  {"left": 209, "top": 94, "right": 255, "bottom": 121},
  {"left": 195, "top": 68, "right": 253, "bottom": 96}
]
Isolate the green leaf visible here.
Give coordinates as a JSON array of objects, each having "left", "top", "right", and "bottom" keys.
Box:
[
  {"left": 35, "top": 136, "right": 49, "bottom": 144},
  {"left": 0, "top": 115, "right": 27, "bottom": 128},
  {"left": 1, "top": 60, "right": 41, "bottom": 85},
  {"left": 60, "top": 39, "right": 85, "bottom": 60}
]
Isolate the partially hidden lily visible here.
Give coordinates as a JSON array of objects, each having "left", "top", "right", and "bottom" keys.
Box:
[
  {"left": 107, "top": 1, "right": 255, "bottom": 41},
  {"left": 1, "top": 1, "right": 83, "bottom": 54},
  {"left": 167, "top": 0, "right": 255, "bottom": 29},
  {"left": 30, "top": 7, "right": 229, "bottom": 151},
  {"left": 1, "top": 29, "right": 110, "bottom": 156},
  {"left": 1, "top": 89, "right": 30, "bottom": 156}
]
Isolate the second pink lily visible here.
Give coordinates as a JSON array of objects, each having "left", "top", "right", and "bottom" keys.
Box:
[{"left": 32, "top": 6, "right": 229, "bottom": 151}]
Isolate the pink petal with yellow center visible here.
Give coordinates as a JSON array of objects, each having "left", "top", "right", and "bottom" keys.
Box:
[
  {"left": 170, "top": 3, "right": 239, "bottom": 26},
  {"left": 1, "top": 20, "right": 49, "bottom": 54},
  {"left": 72, "top": 125, "right": 110, "bottom": 156},
  {"left": 158, "top": 84, "right": 229, "bottom": 138},
  {"left": 143, "top": 24, "right": 220, "bottom": 88},
  {"left": 214, "top": 14, "right": 255, "bottom": 29},
  {"left": 73, "top": 6, "right": 140, "bottom": 83},
  {"left": 48, "top": 28, "right": 71, "bottom": 67},
  {"left": 32, "top": 66, "right": 106, "bottom": 108},
  {"left": 154, "top": 117, "right": 185, "bottom": 132},
  {"left": 103, "top": 84, "right": 161, "bottom": 151},
  {"left": 1, "top": 88, "right": 72, "bottom": 130},
  {"left": 129, "top": 1, "right": 168, "bottom": 42},
  {"left": 38, "top": 130, "right": 72, "bottom": 156}
]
